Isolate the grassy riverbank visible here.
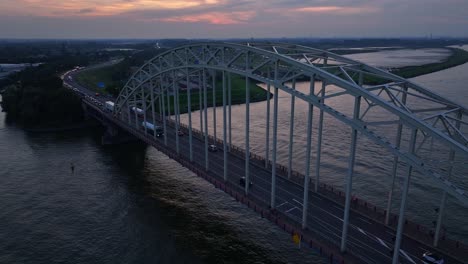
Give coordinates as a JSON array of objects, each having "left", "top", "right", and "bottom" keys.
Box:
[
  {"left": 75, "top": 65, "right": 123, "bottom": 96},
  {"left": 161, "top": 75, "right": 269, "bottom": 115},
  {"left": 391, "top": 47, "right": 468, "bottom": 78},
  {"left": 75, "top": 65, "right": 269, "bottom": 114}
]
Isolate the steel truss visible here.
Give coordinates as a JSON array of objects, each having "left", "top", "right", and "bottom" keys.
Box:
[{"left": 113, "top": 42, "right": 468, "bottom": 263}]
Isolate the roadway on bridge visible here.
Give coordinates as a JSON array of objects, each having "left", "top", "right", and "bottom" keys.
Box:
[{"left": 63, "top": 68, "right": 463, "bottom": 264}]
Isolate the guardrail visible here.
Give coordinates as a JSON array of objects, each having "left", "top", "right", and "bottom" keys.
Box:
[{"left": 80, "top": 99, "right": 468, "bottom": 263}]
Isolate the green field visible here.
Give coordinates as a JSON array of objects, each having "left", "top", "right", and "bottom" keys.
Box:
[
  {"left": 158, "top": 76, "right": 268, "bottom": 115},
  {"left": 392, "top": 47, "right": 468, "bottom": 78},
  {"left": 75, "top": 66, "right": 124, "bottom": 96},
  {"left": 361, "top": 47, "right": 468, "bottom": 84},
  {"left": 76, "top": 66, "right": 270, "bottom": 114}
]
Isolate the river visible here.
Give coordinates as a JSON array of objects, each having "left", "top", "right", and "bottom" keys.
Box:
[
  {"left": 0, "top": 104, "right": 325, "bottom": 263},
  {"left": 0, "top": 47, "right": 467, "bottom": 263}
]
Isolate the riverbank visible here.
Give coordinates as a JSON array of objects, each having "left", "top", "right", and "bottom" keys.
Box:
[{"left": 391, "top": 47, "right": 468, "bottom": 79}]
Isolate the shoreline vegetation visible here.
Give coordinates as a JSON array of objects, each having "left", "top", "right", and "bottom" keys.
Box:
[{"left": 391, "top": 47, "right": 468, "bottom": 79}]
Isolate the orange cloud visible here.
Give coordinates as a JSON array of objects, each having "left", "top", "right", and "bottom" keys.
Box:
[
  {"left": 294, "top": 6, "right": 379, "bottom": 15},
  {"left": 0, "top": 0, "right": 221, "bottom": 17},
  {"left": 157, "top": 11, "right": 255, "bottom": 25}
]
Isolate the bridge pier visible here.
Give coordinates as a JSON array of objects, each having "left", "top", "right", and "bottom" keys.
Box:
[{"left": 101, "top": 122, "right": 137, "bottom": 145}]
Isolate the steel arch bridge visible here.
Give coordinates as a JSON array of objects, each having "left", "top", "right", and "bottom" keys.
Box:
[{"left": 113, "top": 42, "right": 467, "bottom": 263}]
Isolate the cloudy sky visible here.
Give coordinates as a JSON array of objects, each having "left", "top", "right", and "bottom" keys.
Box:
[{"left": 0, "top": 0, "right": 466, "bottom": 39}]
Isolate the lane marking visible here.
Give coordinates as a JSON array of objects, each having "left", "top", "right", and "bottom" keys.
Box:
[
  {"left": 377, "top": 238, "right": 390, "bottom": 249},
  {"left": 292, "top": 198, "right": 303, "bottom": 206},
  {"left": 285, "top": 206, "right": 299, "bottom": 213},
  {"left": 419, "top": 247, "right": 430, "bottom": 252},
  {"left": 313, "top": 195, "right": 323, "bottom": 201},
  {"left": 357, "top": 227, "right": 366, "bottom": 235},
  {"left": 161, "top": 129, "right": 405, "bottom": 263},
  {"left": 277, "top": 201, "right": 288, "bottom": 208},
  {"left": 333, "top": 205, "right": 343, "bottom": 211},
  {"left": 359, "top": 217, "right": 373, "bottom": 225},
  {"left": 399, "top": 249, "right": 417, "bottom": 264}
]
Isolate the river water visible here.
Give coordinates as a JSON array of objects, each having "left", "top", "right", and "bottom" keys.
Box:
[
  {"left": 0, "top": 47, "right": 467, "bottom": 263},
  {"left": 0, "top": 104, "right": 325, "bottom": 263},
  {"left": 345, "top": 48, "right": 451, "bottom": 68}
]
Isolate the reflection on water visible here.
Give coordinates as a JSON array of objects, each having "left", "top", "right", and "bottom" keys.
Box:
[
  {"left": 0, "top": 97, "right": 325, "bottom": 264},
  {"left": 411, "top": 45, "right": 468, "bottom": 106},
  {"left": 344, "top": 48, "right": 451, "bottom": 68}
]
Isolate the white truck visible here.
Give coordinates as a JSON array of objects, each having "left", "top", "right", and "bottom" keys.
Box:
[
  {"left": 141, "top": 121, "right": 164, "bottom": 137},
  {"left": 105, "top": 101, "right": 115, "bottom": 112},
  {"left": 131, "top": 106, "right": 144, "bottom": 116}
]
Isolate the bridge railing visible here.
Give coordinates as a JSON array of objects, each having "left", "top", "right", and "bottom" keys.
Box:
[{"left": 82, "top": 102, "right": 468, "bottom": 262}]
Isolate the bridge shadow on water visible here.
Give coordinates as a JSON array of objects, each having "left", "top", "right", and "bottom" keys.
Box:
[{"left": 98, "top": 136, "right": 326, "bottom": 264}]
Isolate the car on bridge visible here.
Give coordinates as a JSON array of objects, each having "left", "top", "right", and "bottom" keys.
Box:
[
  {"left": 239, "top": 176, "right": 253, "bottom": 188},
  {"left": 208, "top": 144, "right": 217, "bottom": 152},
  {"left": 422, "top": 252, "right": 444, "bottom": 264}
]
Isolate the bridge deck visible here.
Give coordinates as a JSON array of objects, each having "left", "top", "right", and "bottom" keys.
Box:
[
  {"left": 65, "top": 66, "right": 467, "bottom": 264},
  {"left": 86, "top": 100, "right": 467, "bottom": 264}
]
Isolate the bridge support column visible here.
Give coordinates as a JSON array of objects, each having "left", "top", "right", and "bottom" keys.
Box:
[
  {"left": 173, "top": 71, "right": 180, "bottom": 155},
  {"left": 198, "top": 73, "right": 203, "bottom": 135},
  {"left": 434, "top": 187, "right": 448, "bottom": 247},
  {"left": 126, "top": 101, "right": 131, "bottom": 126},
  {"left": 161, "top": 76, "right": 167, "bottom": 146},
  {"left": 245, "top": 73, "right": 250, "bottom": 195},
  {"left": 341, "top": 95, "right": 361, "bottom": 253},
  {"left": 150, "top": 82, "right": 157, "bottom": 138},
  {"left": 271, "top": 61, "right": 279, "bottom": 208},
  {"left": 434, "top": 111, "right": 461, "bottom": 247},
  {"left": 265, "top": 74, "right": 271, "bottom": 169},
  {"left": 142, "top": 87, "right": 147, "bottom": 135},
  {"left": 203, "top": 69, "right": 209, "bottom": 170},
  {"left": 271, "top": 85, "right": 279, "bottom": 208},
  {"left": 386, "top": 122, "right": 403, "bottom": 225},
  {"left": 228, "top": 72, "right": 232, "bottom": 151},
  {"left": 302, "top": 75, "right": 315, "bottom": 229},
  {"left": 392, "top": 128, "right": 418, "bottom": 264},
  {"left": 212, "top": 71, "right": 217, "bottom": 142},
  {"left": 187, "top": 69, "right": 193, "bottom": 162},
  {"left": 101, "top": 122, "right": 136, "bottom": 145},
  {"left": 386, "top": 86, "right": 408, "bottom": 226},
  {"left": 288, "top": 79, "right": 296, "bottom": 179},
  {"left": 315, "top": 80, "right": 326, "bottom": 192},
  {"left": 222, "top": 71, "right": 228, "bottom": 181},
  {"left": 133, "top": 93, "right": 138, "bottom": 128},
  {"left": 158, "top": 87, "right": 162, "bottom": 120},
  {"left": 167, "top": 82, "right": 171, "bottom": 121}
]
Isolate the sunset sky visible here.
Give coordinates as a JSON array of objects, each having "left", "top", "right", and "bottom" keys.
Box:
[{"left": 0, "top": 0, "right": 466, "bottom": 39}]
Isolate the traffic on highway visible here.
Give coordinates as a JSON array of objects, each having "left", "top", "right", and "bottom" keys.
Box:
[{"left": 62, "top": 65, "right": 458, "bottom": 264}]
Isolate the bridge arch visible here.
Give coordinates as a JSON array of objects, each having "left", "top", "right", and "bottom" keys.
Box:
[{"left": 113, "top": 42, "right": 467, "bottom": 260}]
